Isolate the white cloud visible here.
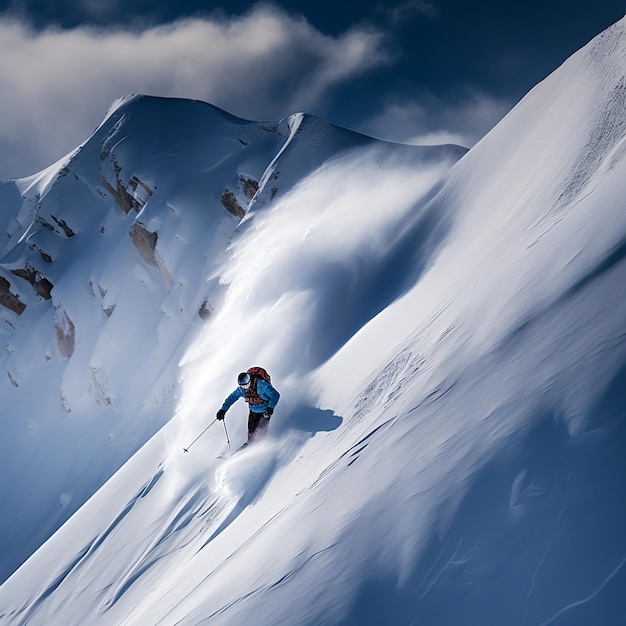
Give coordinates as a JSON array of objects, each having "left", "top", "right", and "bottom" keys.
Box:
[
  {"left": 407, "top": 130, "right": 468, "bottom": 146},
  {"left": 0, "top": 7, "right": 389, "bottom": 178},
  {"left": 361, "top": 89, "right": 512, "bottom": 149}
]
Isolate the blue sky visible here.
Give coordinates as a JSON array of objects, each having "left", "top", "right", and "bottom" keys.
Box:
[{"left": 0, "top": 0, "right": 624, "bottom": 178}]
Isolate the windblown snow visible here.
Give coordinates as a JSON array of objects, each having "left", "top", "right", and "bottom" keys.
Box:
[{"left": 1, "top": 15, "right": 626, "bottom": 626}]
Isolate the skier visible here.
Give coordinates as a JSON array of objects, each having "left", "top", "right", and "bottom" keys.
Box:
[{"left": 216, "top": 367, "right": 279, "bottom": 445}]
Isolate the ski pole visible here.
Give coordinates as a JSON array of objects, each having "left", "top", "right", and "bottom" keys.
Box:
[
  {"left": 223, "top": 420, "right": 232, "bottom": 454},
  {"left": 183, "top": 417, "right": 218, "bottom": 453}
]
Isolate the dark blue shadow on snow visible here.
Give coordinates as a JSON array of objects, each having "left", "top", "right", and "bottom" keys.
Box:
[
  {"left": 282, "top": 406, "right": 343, "bottom": 436},
  {"left": 342, "top": 362, "right": 626, "bottom": 626}
]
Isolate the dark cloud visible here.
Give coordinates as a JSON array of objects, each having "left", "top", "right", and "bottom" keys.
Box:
[{"left": 0, "top": 1, "right": 624, "bottom": 178}]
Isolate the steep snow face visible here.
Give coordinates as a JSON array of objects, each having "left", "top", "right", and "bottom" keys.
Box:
[
  {"left": 320, "top": 15, "right": 626, "bottom": 412},
  {"left": 161, "top": 18, "right": 626, "bottom": 624},
  {"left": 2, "top": 16, "right": 626, "bottom": 625},
  {"left": 0, "top": 95, "right": 465, "bottom": 584}
]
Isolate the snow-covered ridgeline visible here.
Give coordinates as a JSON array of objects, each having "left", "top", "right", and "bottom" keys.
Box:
[{"left": 0, "top": 95, "right": 464, "bottom": 586}]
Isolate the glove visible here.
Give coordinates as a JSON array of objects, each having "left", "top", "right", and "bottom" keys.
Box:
[
  {"left": 264, "top": 407, "right": 273, "bottom": 418},
  {"left": 216, "top": 409, "right": 226, "bottom": 421}
]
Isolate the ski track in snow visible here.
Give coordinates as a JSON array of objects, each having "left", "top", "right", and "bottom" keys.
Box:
[
  {"left": 7, "top": 445, "right": 282, "bottom": 626},
  {"left": 537, "top": 554, "right": 626, "bottom": 626},
  {"left": 10, "top": 465, "right": 166, "bottom": 624}
]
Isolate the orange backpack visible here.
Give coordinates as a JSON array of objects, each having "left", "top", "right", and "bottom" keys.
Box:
[
  {"left": 245, "top": 366, "right": 271, "bottom": 405},
  {"left": 247, "top": 366, "right": 271, "bottom": 384}
]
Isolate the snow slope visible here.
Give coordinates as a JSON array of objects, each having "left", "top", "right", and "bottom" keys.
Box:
[
  {"left": 2, "top": 15, "right": 626, "bottom": 626},
  {"left": 0, "top": 96, "right": 463, "bottom": 587}
]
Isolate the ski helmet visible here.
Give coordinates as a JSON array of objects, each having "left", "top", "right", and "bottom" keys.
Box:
[{"left": 238, "top": 372, "right": 251, "bottom": 387}]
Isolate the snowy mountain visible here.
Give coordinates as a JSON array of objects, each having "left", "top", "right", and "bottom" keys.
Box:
[
  {"left": 1, "top": 14, "right": 626, "bottom": 626},
  {"left": 0, "top": 93, "right": 465, "bottom": 586}
]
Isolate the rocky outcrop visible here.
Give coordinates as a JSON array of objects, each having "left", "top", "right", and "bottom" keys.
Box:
[
  {"left": 221, "top": 189, "right": 245, "bottom": 219},
  {"left": 199, "top": 299, "right": 213, "bottom": 321},
  {"left": 51, "top": 215, "right": 76, "bottom": 238},
  {"left": 54, "top": 307, "right": 75, "bottom": 358},
  {"left": 129, "top": 223, "right": 172, "bottom": 285},
  {"left": 0, "top": 276, "right": 26, "bottom": 314},
  {"left": 10, "top": 265, "right": 53, "bottom": 300},
  {"left": 101, "top": 155, "right": 154, "bottom": 215},
  {"left": 221, "top": 175, "right": 260, "bottom": 219},
  {"left": 240, "top": 176, "right": 259, "bottom": 200}
]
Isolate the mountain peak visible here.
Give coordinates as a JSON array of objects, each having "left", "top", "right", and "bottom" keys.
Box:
[{"left": 0, "top": 93, "right": 465, "bottom": 589}]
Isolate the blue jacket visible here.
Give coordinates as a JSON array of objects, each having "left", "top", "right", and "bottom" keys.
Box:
[{"left": 221, "top": 378, "right": 280, "bottom": 414}]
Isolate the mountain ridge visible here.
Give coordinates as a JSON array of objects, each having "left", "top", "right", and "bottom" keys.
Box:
[{"left": 0, "top": 93, "right": 465, "bottom": 587}]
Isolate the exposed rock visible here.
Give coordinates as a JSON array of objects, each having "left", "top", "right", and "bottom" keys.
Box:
[
  {"left": 0, "top": 276, "right": 26, "bottom": 314},
  {"left": 102, "top": 176, "right": 138, "bottom": 215},
  {"left": 128, "top": 176, "right": 154, "bottom": 199},
  {"left": 260, "top": 124, "right": 281, "bottom": 134},
  {"left": 10, "top": 265, "right": 53, "bottom": 300},
  {"left": 51, "top": 215, "right": 76, "bottom": 238},
  {"left": 35, "top": 216, "right": 56, "bottom": 231},
  {"left": 199, "top": 300, "right": 213, "bottom": 321},
  {"left": 28, "top": 242, "right": 53, "bottom": 264},
  {"left": 130, "top": 223, "right": 157, "bottom": 262},
  {"left": 240, "top": 176, "right": 259, "bottom": 200},
  {"left": 54, "top": 307, "right": 75, "bottom": 358},
  {"left": 38, "top": 249, "right": 53, "bottom": 263},
  {"left": 129, "top": 223, "right": 172, "bottom": 285},
  {"left": 89, "top": 280, "right": 116, "bottom": 317},
  {"left": 221, "top": 189, "right": 245, "bottom": 219},
  {"left": 101, "top": 156, "right": 154, "bottom": 215}
]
